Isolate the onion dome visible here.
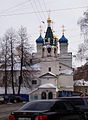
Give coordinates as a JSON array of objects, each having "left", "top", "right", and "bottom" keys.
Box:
[
  {"left": 47, "top": 17, "right": 52, "bottom": 23},
  {"left": 53, "top": 34, "right": 58, "bottom": 40},
  {"left": 59, "top": 34, "right": 68, "bottom": 43},
  {"left": 36, "top": 34, "right": 44, "bottom": 43}
]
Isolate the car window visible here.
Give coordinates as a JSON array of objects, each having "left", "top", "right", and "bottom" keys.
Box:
[
  {"left": 19, "top": 101, "right": 55, "bottom": 111},
  {"left": 69, "top": 99, "right": 84, "bottom": 105},
  {"left": 64, "top": 102, "right": 74, "bottom": 110},
  {"left": 61, "top": 98, "right": 84, "bottom": 106},
  {"left": 52, "top": 101, "right": 74, "bottom": 112}
]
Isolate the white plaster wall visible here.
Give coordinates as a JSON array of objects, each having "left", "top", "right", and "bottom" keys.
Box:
[
  {"left": 40, "top": 60, "right": 59, "bottom": 75},
  {"left": 40, "top": 77, "right": 58, "bottom": 87},
  {"left": 58, "top": 75, "right": 73, "bottom": 90},
  {"left": 29, "top": 88, "right": 56, "bottom": 101},
  {"left": 59, "top": 52, "right": 72, "bottom": 67}
]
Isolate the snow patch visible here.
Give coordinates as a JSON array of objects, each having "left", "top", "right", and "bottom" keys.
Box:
[
  {"left": 60, "top": 69, "right": 73, "bottom": 75},
  {"left": 74, "top": 79, "right": 88, "bottom": 86},
  {"left": 0, "top": 87, "right": 31, "bottom": 94},
  {"left": 39, "top": 83, "right": 56, "bottom": 89},
  {"left": 31, "top": 63, "right": 41, "bottom": 70}
]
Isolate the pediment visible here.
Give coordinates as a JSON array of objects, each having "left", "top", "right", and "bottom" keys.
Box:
[{"left": 39, "top": 72, "right": 57, "bottom": 78}]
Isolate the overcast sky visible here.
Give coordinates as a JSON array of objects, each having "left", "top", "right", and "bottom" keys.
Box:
[{"left": 0, "top": 0, "right": 88, "bottom": 57}]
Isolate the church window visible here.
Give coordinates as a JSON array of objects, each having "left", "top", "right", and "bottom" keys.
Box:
[
  {"left": 32, "top": 80, "right": 37, "bottom": 84},
  {"left": 42, "top": 48, "right": 44, "bottom": 52},
  {"left": 45, "top": 38, "right": 48, "bottom": 42},
  {"left": 48, "top": 92, "right": 53, "bottom": 99},
  {"left": 54, "top": 48, "right": 56, "bottom": 53},
  {"left": 47, "top": 48, "right": 51, "bottom": 53},
  {"left": 41, "top": 92, "right": 46, "bottom": 99},
  {"left": 48, "top": 67, "right": 51, "bottom": 72},
  {"left": 30, "top": 59, "right": 32, "bottom": 64},
  {"left": 85, "top": 89, "right": 87, "bottom": 93},
  {"left": 59, "top": 66, "right": 61, "bottom": 71},
  {"left": 59, "top": 66, "right": 61, "bottom": 68}
]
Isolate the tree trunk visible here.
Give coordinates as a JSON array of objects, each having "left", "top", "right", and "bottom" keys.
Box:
[
  {"left": 18, "top": 38, "right": 23, "bottom": 94},
  {"left": 5, "top": 58, "right": 7, "bottom": 95},
  {"left": 11, "top": 38, "right": 15, "bottom": 94}
]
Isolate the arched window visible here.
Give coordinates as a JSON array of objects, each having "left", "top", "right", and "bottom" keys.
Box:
[
  {"left": 48, "top": 67, "right": 51, "bottom": 72},
  {"left": 54, "top": 48, "right": 56, "bottom": 54},
  {"left": 47, "top": 48, "right": 51, "bottom": 53},
  {"left": 41, "top": 92, "right": 46, "bottom": 99},
  {"left": 42, "top": 48, "right": 44, "bottom": 52},
  {"left": 48, "top": 92, "right": 53, "bottom": 99}
]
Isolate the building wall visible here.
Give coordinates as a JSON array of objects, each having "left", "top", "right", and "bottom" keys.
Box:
[
  {"left": 58, "top": 74, "right": 73, "bottom": 91},
  {"left": 74, "top": 64, "right": 88, "bottom": 81},
  {"left": 40, "top": 60, "right": 59, "bottom": 75},
  {"left": 40, "top": 77, "right": 58, "bottom": 87},
  {"left": 59, "top": 52, "right": 72, "bottom": 68},
  {"left": 74, "top": 86, "right": 88, "bottom": 95},
  {"left": 29, "top": 88, "right": 56, "bottom": 101}
]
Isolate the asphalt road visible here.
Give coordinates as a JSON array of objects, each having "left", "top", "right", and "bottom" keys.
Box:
[{"left": 0, "top": 102, "right": 25, "bottom": 120}]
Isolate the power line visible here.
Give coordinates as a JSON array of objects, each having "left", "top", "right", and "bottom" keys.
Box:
[
  {"left": 33, "top": 0, "right": 43, "bottom": 21},
  {"left": 31, "top": 0, "right": 46, "bottom": 29},
  {"left": 42, "top": 0, "right": 49, "bottom": 18},
  {"left": 42, "top": 0, "right": 47, "bottom": 12},
  {"left": 0, "top": 6, "right": 87, "bottom": 17},
  {"left": 30, "top": 0, "right": 41, "bottom": 23},
  {"left": 0, "top": 0, "right": 31, "bottom": 14},
  {"left": 37, "top": 0, "right": 46, "bottom": 20}
]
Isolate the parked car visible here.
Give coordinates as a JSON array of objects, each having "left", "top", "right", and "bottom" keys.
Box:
[
  {"left": 8, "top": 95, "right": 26, "bottom": 103},
  {"left": 9, "top": 99, "right": 85, "bottom": 120},
  {"left": 0, "top": 96, "right": 4, "bottom": 104},
  {"left": 57, "top": 96, "right": 88, "bottom": 119}
]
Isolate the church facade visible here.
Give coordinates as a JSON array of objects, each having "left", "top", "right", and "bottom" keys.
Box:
[{"left": 29, "top": 17, "right": 73, "bottom": 101}]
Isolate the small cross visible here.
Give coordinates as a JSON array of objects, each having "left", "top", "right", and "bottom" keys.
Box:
[
  {"left": 39, "top": 25, "right": 42, "bottom": 34},
  {"left": 62, "top": 25, "right": 65, "bottom": 35},
  {"left": 48, "top": 10, "right": 51, "bottom": 18}
]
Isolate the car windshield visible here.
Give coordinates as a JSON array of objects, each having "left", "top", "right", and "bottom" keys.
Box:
[{"left": 19, "top": 100, "right": 55, "bottom": 111}]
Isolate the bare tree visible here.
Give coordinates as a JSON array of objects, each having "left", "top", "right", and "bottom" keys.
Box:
[
  {"left": 17, "top": 26, "right": 33, "bottom": 94},
  {"left": 5, "top": 28, "right": 18, "bottom": 94},
  {"left": 0, "top": 35, "right": 10, "bottom": 94},
  {"left": 0, "top": 26, "right": 35, "bottom": 94},
  {"left": 77, "top": 9, "right": 88, "bottom": 62}
]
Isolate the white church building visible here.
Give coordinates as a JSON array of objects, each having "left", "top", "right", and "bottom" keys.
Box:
[{"left": 29, "top": 17, "right": 73, "bottom": 101}]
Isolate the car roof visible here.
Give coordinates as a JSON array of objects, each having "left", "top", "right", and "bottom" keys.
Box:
[{"left": 30, "top": 97, "right": 88, "bottom": 102}]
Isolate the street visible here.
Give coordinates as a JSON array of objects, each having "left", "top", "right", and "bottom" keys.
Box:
[{"left": 0, "top": 102, "right": 25, "bottom": 120}]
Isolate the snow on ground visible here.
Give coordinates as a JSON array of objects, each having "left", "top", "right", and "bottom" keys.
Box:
[
  {"left": 31, "top": 63, "right": 41, "bottom": 71},
  {"left": 0, "top": 87, "right": 31, "bottom": 94}
]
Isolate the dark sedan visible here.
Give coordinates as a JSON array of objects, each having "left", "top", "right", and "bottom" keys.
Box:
[{"left": 9, "top": 99, "right": 85, "bottom": 120}]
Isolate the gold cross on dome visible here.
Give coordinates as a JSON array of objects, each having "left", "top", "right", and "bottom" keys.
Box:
[
  {"left": 48, "top": 10, "right": 51, "bottom": 18},
  {"left": 62, "top": 25, "right": 65, "bottom": 35}
]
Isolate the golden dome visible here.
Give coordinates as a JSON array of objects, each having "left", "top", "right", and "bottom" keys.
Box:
[
  {"left": 53, "top": 34, "right": 58, "bottom": 40},
  {"left": 47, "top": 17, "right": 52, "bottom": 23}
]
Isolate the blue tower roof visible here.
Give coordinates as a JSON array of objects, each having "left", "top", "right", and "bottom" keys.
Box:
[
  {"left": 36, "top": 34, "right": 44, "bottom": 43},
  {"left": 59, "top": 34, "right": 68, "bottom": 43}
]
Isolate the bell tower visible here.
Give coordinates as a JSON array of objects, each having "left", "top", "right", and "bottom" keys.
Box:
[{"left": 42, "top": 17, "right": 58, "bottom": 58}]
